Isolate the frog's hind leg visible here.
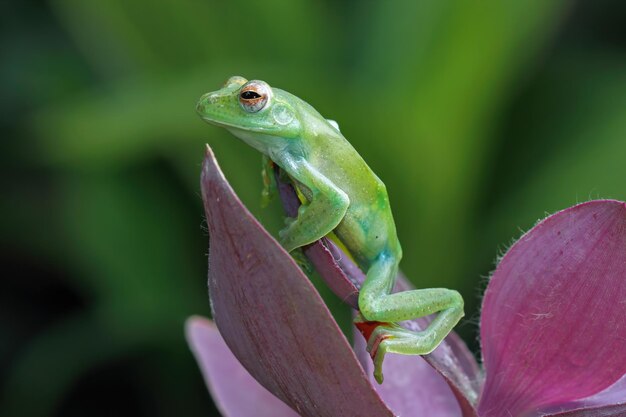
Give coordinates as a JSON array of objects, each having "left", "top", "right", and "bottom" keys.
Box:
[{"left": 355, "top": 254, "right": 464, "bottom": 383}]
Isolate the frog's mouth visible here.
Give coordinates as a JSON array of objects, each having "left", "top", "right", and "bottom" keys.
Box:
[
  {"left": 197, "top": 115, "right": 241, "bottom": 130},
  {"left": 198, "top": 114, "right": 272, "bottom": 134},
  {"left": 196, "top": 93, "right": 261, "bottom": 132}
]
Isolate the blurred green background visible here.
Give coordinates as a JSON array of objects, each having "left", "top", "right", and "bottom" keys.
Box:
[{"left": 1, "top": 0, "right": 625, "bottom": 416}]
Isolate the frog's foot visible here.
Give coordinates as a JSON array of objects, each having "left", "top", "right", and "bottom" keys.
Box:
[
  {"left": 354, "top": 316, "right": 402, "bottom": 384},
  {"left": 354, "top": 315, "right": 444, "bottom": 384}
]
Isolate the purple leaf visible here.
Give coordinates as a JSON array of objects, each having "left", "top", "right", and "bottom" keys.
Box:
[
  {"left": 538, "top": 374, "right": 626, "bottom": 416},
  {"left": 201, "top": 146, "right": 394, "bottom": 417},
  {"left": 478, "top": 201, "right": 626, "bottom": 416},
  {"left": 185, "top": 317, "right": 299, "bottom": 417},
  {"left": 542, "top": 403, "right": 626, "bottom": 417},
  {"left": 571, "top": 374, "right": 626, "bottom": 409},
  {"left": 444, "top": 331, "right": 482, "bottom": 392},
  {"left": 541, "top": 403, "right": 626, "bottom": 417}
]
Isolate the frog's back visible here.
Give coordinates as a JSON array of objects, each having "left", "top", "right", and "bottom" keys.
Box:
[
  {"left": 296, "top": 108, "right": 401, "bottom": 266},
  {"left": 292, "top": 95, "right": 386, "bottom": 205}
]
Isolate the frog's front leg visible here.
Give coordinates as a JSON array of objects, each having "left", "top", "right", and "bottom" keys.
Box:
[
  {"left": 275, "top": 157, "right": 350, "bottom": 253},
  {"left": 356, "top": 254, "right": 464, "bottom": 384},
  {"left": 260, "top": 155, "right": 277, "bottom": 208}
]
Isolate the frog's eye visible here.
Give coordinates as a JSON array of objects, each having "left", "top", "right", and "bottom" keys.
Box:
[{"left": 239, "top": 80, "right": 271, "bottom": 113}]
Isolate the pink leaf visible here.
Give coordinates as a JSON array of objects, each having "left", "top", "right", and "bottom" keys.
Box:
[
  {"left": 185, "top": 317, "right": 299, "bottom": 417},
  {"left": 479, "top": 201, "right": 626, "bottom": 416},
  {"left": 537, "top": 374, "right": 626, "bottom": 416}
]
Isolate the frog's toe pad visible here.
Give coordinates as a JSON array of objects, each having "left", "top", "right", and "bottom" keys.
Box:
[{"left": 355, "top": 320, "right": 394, "bottom": 384}]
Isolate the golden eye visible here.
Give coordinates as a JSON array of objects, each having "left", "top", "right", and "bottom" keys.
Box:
[
  {"left": 239, "top": 80, "right": 271, "bottom": 113},
  {"left": 241, "top": 90, "right": 261, "bottom": 100}
]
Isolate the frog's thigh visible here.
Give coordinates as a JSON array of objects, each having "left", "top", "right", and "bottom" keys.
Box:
[
  {"left": 361, "top": 286, "right": 463, "bottom": 324},
  {"left": 359, "top": 257, "right": 463, "bottom": 324}
]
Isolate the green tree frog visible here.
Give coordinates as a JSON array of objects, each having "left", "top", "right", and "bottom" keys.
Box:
[{"left": 196, "top": 76, "right": 464, "bottom": 383}]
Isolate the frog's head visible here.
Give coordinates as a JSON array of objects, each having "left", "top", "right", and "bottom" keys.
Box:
[{"left": 197, "top": 76, "right": 303, "bottom": 151}]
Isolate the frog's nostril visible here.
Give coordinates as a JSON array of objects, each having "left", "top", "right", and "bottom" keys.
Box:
[
  {"left": 197, "top": 92, "right": 218, "bottom": 113},
  {"left": 196, "top": 99, "right": 205, "bottom": 114}
]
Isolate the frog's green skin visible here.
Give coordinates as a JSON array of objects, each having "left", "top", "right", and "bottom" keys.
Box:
[{"left": 197, "top": 76, "right": 464, "bottom": 384}]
